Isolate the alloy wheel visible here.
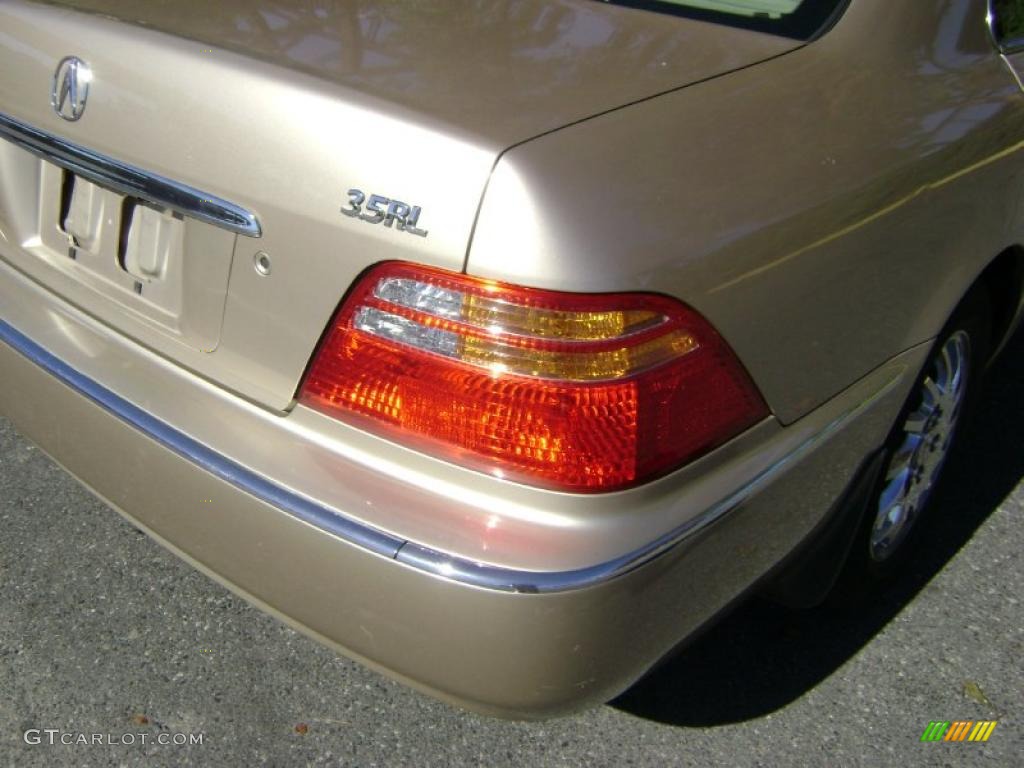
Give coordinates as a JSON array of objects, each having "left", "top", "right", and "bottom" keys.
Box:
[{"left": 869, "top": 331, "right": 970, "bottom": 562}]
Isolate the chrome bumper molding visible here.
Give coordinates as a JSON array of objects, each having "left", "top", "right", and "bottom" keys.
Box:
[
  {"left": 0, "top": 311, "right": 889, "bottom": 594},
  {"left": 394, "top": 378, "right": 888, "bottom": 592},
  {"left": 0, "top": 112, "right": 261, "bottom": 238},
  {"left": 0, "top": 315, "right": 399, "bottom": 558}
]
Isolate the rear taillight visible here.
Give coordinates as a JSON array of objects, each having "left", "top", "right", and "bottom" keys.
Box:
[{"left": 299, "top": 262, "right": 767, "bottom": 492}]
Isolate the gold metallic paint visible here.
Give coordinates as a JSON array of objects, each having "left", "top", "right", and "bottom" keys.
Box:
[{"left": 0, "top": 0, "right": 1022, "bottom": 716}]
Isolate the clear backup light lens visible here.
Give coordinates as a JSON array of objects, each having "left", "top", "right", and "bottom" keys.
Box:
[{"left": 299, "top": 262, "right": 768, "bottom": 492}]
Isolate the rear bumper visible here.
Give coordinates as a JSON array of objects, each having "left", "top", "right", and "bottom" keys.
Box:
[{"left": 0, "top": 256, "right": 927, "bottom": 717}]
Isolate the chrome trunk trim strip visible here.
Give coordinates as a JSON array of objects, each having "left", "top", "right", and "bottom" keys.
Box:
[{"left": 0, "top": 112, "right": 261, "bottom": 237}]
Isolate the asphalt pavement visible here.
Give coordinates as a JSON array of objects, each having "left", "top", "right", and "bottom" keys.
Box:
[{"left": 1, "top": 331, "right": 1022, "bottom": 767}]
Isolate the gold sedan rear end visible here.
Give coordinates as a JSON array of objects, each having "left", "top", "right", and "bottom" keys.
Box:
[{"left": 1, "top": 0, "right": 1022, "bottom": 716}]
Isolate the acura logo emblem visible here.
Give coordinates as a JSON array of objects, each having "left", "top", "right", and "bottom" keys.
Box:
[{"left": 51, "top": 56, "right": 91, "bottom": 122}]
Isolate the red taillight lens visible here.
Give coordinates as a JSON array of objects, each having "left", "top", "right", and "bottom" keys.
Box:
[{"left": 299, "top": 262, "right": 767, "bottom": 492}]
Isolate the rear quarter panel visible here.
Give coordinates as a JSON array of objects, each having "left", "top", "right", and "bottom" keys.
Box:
[{"left": 468, "top": 0, "right": 1024, "bottom": 423}]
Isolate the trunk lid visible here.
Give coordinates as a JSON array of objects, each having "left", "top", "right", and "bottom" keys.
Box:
[
  {"left": 32, "top": 0, "right": 798, "bottom": 145},
  {"left": 0, "top": 0, "right": 797, "bottom": 409}
]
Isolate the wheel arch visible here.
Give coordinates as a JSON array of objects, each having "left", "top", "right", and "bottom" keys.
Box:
[{"left": 977, "top": 245, "right": 1024, "bottom": 364}]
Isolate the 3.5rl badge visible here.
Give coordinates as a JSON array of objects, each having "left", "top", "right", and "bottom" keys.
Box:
[{"left": 341, "top": 189, "right": 428, "bottom": 238}]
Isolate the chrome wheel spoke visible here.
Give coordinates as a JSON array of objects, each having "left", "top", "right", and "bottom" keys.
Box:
[
  {"left": 922, "top": 376, "right": 943, "bottom": 410},
  {"left": 903, "top": 406, "right": 933, "bottom": 435},
  {"left": 879, "top": 468, "right": 910, "bottom": 510},
  {"left": 938, "top": 345, "right": 955, "bottom": 393},
  {"left": 886, "top": 433, "right": 922, "bottom": 480}
]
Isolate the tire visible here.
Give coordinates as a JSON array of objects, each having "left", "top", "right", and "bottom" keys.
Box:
[{"left": 839, "top": 285, "right": 992, "bottom": 588}]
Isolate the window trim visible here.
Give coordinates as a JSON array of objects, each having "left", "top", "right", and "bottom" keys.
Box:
[{"left": 595, "top": 0, "right": 851, "bottom": 41}]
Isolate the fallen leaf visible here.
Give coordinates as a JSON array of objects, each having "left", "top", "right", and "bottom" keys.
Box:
[{"left": 963, "top": 680, "right": 993, "bottom": 708}]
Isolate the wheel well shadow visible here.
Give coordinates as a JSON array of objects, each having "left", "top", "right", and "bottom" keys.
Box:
[{"left": 611, "top": 324, "right": 1024, "bottom": 727}]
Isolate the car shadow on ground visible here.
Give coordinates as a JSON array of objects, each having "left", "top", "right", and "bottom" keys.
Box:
[{"left": 612, "top": 326, "right": 1024, "bottom": 727}]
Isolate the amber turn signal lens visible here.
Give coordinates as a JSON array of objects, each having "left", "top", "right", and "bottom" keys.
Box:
[{"left": 299, "top": 262, "right": 768, "bottom": 492}]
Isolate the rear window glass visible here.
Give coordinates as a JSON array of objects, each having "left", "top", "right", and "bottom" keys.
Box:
[{"left": 597, "top": 0, "right": 849, "bottom": 40}]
